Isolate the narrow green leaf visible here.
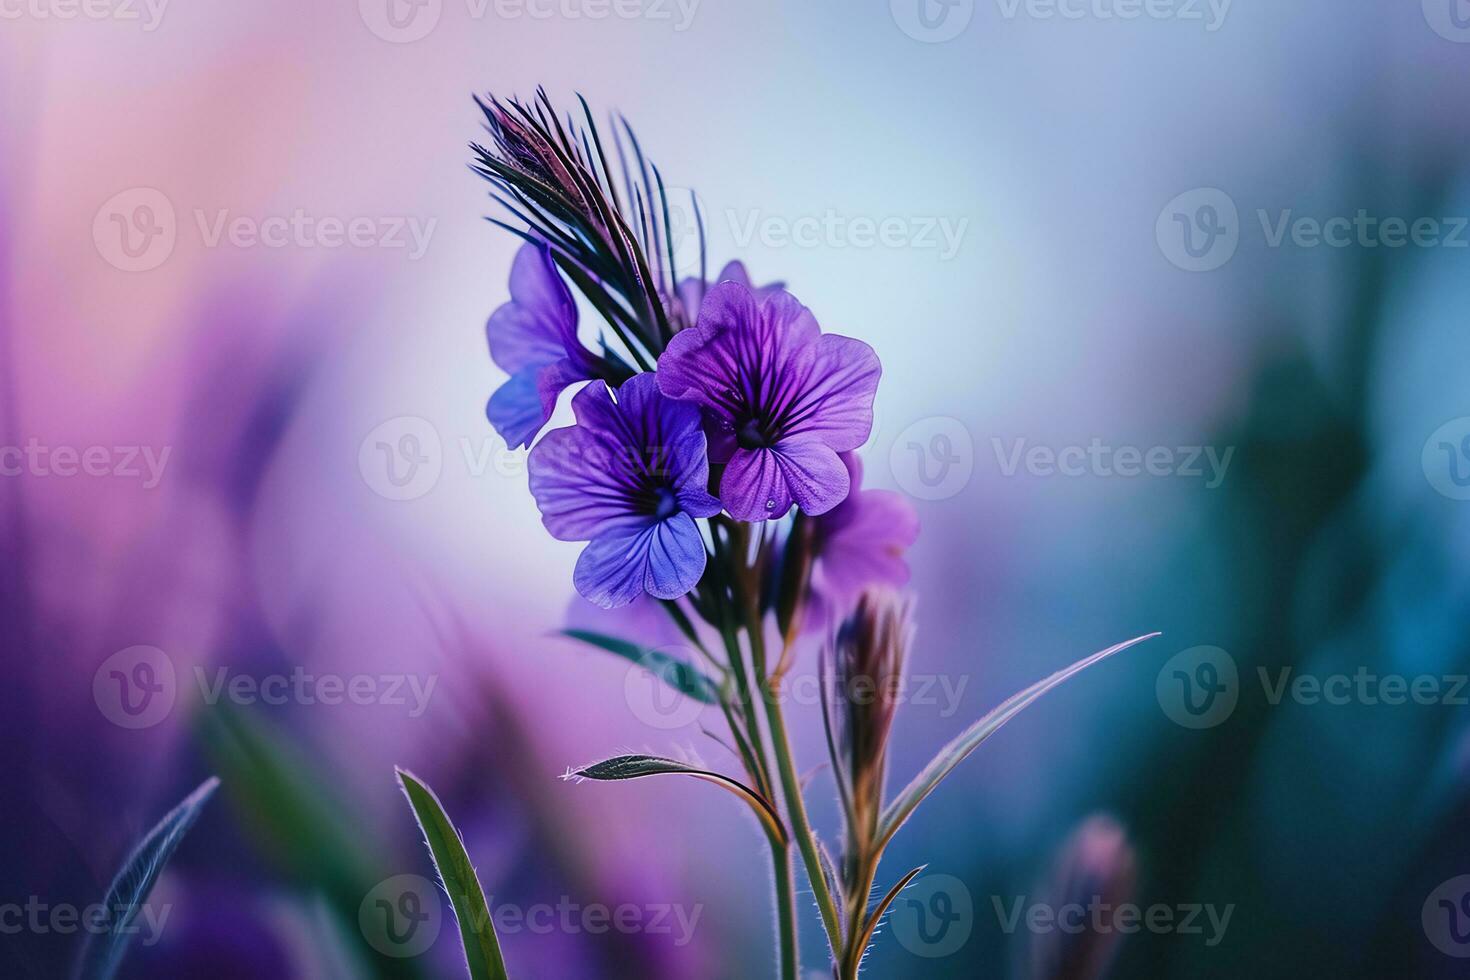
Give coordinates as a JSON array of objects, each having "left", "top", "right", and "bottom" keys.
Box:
[
  {"left": 72, "top": 776, "right": 219, "bottom": 980},
  {"left": 560, "top": 629, "right": 719, "bottom": 704},
  {"left": 878, "top": 633, "right": 1160, "bottom": 847},
  {"left": 567, "top": 754, "right": 787, "bottom": 844},
  {"left": 854, "top": 865, "right": 926, "bottom": 966},
  {"left": 396, "top": 768, "right": 509, "bottom": 980}
]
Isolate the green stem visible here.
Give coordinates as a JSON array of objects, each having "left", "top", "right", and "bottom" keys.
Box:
[
  {"left": 768, "top": 834, "right": 799, "bottom": 980},
  {"left": 762, "top": 679, "right": 844, "bottom": 957}
]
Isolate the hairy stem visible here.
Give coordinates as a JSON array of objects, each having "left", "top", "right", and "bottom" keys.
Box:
[{"left": 768, "top": 834, "right": 799, "bottom": 980}]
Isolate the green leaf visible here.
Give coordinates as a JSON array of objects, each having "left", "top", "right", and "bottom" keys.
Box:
[
  {"left": 72, "top": 776, "right": 219, "bottom": 980},
  {"left": 560, "top": 629, "right": 719, "bottom": 703},
  {"left": 396, "top": 769, "right": 509, "bottom": 980},
  {"left": 878, "top": 633, "right": 1160, "bottom": 847},
  {"left": 567, "top": 754, "right": 787, "bottom": 844},
  {"left": 853, "top": 865, "right": 926, "bottom": 967}
]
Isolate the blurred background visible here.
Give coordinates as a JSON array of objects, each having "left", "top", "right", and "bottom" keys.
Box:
[{"left": 4, "top": 1, "right": 1470, "bottom": 976}]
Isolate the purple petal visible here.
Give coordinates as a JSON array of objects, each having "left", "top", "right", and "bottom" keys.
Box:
[
  {"left": 808, "top": 453, "right": 920, "bottom": 627},
  {"left": 720, "top": 447, "right": 793, "bottom": 520},
  {"left": 713, "top": 260, "right": 753, "bottom": 288},
  {"left": 780, "top": 332, "right": 881, "bottom": 451},
  {"left": 643, "top": 512, "right": 708, "bottom": 599},
  {"left": 670, "top": 432, "right": 722, "bottom": 517},
  {"left": 720, "top": 438, "right": 849, "bottom": 520},
  {"left": 657, "top": 282, "right": 820, "bottom": 412},
  {"left": 485, "top": 243, "right": 579, "bottom": 374},
  {"left": 574, "top": 525, "right": 657, "bottom": 608},
  {"left": 771, "top": 437, "right": 851, "bottom": 516},
  {"left": 485, "top": 373, "right": 546, "bottom": 451},
  {"left": 528, "top": 419, "right": 648, "bottom": 541},
  {"left": 571, "top": 514, "right": 706, "bottom": 608}
]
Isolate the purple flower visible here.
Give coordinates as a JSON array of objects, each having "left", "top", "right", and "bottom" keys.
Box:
[
  {"left": 485, "top": 242, "right": 601, "bottom": 449},
  {"left": 808, "top": 453, "right": 920, "bottom": 626},
  {"left": 671, "top": 260, "right": 783, "bottom": 329},
  {"left": 656, "top": 280, "right": 880, "bottom": 520},
  {"left": 529, "top": 373, "right": 721, "bottom": 608}
]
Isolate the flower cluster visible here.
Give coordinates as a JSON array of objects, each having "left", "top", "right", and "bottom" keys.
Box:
[
  {"left": 486, "top": 235, "right": 912, "bottom": 613},
  {"left": 457, "top": 91, "right": 1154, "bottom": 980}
]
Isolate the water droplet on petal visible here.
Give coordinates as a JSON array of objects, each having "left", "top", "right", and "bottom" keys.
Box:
[{"left": 765, "top": 499, "right": 775, "bottom": 510}]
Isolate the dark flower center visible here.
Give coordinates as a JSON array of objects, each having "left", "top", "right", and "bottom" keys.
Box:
[
  {"left": 736, "top": 417, "right": 775, "bottom": 450},
  {"left": 652, "top": 486, "right": 680, "bottom": 521}
]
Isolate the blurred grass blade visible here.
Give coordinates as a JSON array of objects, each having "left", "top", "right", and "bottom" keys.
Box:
[
  {"left": 561, "top": 629, "right": 718, "bottom": 703},
  {"left": 878, "top": 634, "right": 1160, "bottom": 847},
  {"left": 567, "top": 754, "right": 787, "bottom": 843},
  {"left": 196, "top": 704, "right": 427, "bottom": 979},
  {"left": 72, "top": 776, "right": 219, "bottom": 980},
  {"left": 396, "top": 769, "right": 509, "bottom": 980}
]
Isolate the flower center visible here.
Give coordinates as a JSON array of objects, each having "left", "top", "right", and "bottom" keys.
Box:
[
  {"left": 653, "top": 486, "right": 680, "bottom": 521},
  {"left": 736, "top": 417, "right": 774, "bottom": 450}
]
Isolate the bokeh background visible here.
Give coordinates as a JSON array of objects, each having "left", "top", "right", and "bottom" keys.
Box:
[{"left": 5, "top": 1, "right": 1470, "bottom": 976}]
